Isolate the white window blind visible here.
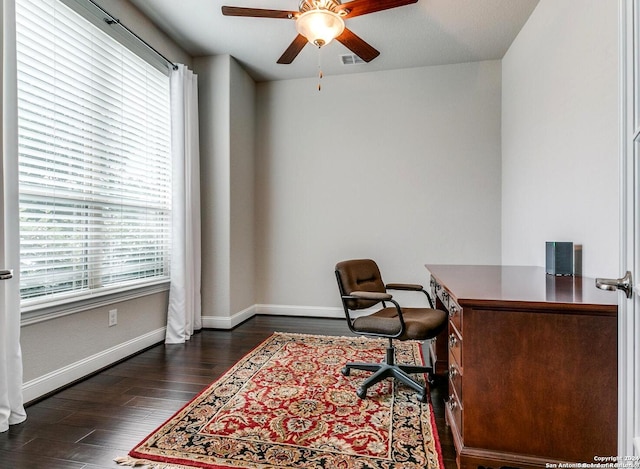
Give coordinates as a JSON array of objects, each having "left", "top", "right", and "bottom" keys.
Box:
[{"left": 15, "top": 0, "right": 172, "bottom": 308}]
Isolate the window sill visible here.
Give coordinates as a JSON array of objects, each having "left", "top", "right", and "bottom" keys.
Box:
[{"left": 20, "top": 281, "right": 170, "bottom": 326}]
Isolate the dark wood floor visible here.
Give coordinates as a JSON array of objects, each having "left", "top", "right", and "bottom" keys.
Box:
[{"left": 0, "top": 316, "right": 456, "bottom": 469}]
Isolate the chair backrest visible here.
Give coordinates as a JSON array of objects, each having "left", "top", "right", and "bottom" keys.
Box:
[{"left": 335, "top": 259, "right": 386, "bottom": 310}]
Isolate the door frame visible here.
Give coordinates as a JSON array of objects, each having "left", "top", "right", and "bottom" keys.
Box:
[{"left": 618, "top": 0, "right": 639, "bottom": 456}]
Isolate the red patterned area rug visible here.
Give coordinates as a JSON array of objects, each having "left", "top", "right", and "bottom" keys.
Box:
[{"left": 115, "top": 332, "right": 444, "bottom": 469}]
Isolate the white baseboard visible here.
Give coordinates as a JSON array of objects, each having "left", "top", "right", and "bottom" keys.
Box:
[
  {"left": 255, "top": 304, "right": 344, "bottom": 318},
  {"left": 201, "top": 304, "right": 258, "bottom": 329},
  {"left": 22, "top": 327, "right": 166, "bottom": 404},
  {"left": 201, "top": 304, "right": 347, "bottom": 330}
]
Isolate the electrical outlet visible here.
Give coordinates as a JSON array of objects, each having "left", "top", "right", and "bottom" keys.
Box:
[{"left": 108, "top": 309, "right": 117, "bottom": 327}]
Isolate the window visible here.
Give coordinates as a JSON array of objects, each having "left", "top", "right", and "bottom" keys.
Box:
[{"left": 15, "top": 0, "right": 172, "bottom": 311}]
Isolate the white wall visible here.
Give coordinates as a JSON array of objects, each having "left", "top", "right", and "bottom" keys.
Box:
[
  {"left": 21, "top": 293, "right": 168, "bottom": 402},
  {"left": 501, "top": 0, "right": 619, "bottom": 278},
  {"left": 229, "top": 59, "right": 256, "bottom": 315},
  {"left": 195, "top": 55, "right": 232, "bottom": 320},
  {"left": 195, "top": 55, "right": 256, "bottom": 326},
  {"left": 255, "top": 61, "right": 503, "bottom": 309}
]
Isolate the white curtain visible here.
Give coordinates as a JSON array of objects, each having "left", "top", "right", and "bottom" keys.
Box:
[
  {"left": 165, "top": 65, "right": 202, "bottom": 344},
  {"left": 0, "top": 0, "right": 27, "bottom": 433}
]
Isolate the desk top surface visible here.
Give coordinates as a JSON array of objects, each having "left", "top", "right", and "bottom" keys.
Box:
[{"left": 426, "top": 264, "right": 618, "bottom": 308}]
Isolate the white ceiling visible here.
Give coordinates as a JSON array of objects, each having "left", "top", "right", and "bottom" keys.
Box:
[{"left": 129, "top": 0, "right": 540, "bottom": 82}]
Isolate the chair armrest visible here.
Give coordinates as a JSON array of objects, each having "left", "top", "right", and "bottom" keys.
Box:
[
  {"left": 386, "top": 283, "right": 436, "bottom": 309},
  {"left": 347, "top": 291, "right": 393, "bottom": 301},
  {"left": 386, "top": 283, "right": 423, "bottom": 291}
]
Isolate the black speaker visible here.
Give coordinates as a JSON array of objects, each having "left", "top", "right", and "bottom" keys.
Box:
[{"left": 546, "top": 242, "right": 574, "bottom": 276}]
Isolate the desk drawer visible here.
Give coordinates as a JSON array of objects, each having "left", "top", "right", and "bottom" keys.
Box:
[
  {"left": 448, "top": 298, "right": 461, "bottom": 333},
  {"left": 431, "top": 277, "right": 462, "bottom": 332},
  {"left": 446, "top": 383, "right": 463, "bottom": 438},
  {"left": 431, "top": 278, "right": 447, "bottom": 308},
  {"left": 449, "top": 351, "right": 462, "bottom": 402},
  {"left": 448, "top": 327, "right": 462, "bottom": 370}
]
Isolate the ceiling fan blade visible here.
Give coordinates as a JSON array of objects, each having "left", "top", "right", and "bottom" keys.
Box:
[
  {"left": 336, "top": 28, "right": 380, "bottom": 62},
  {"left": 277, "top": 34, "right": 308, "bottom": 64},
  {"left": 337, "top": 0, "right": 418, "bottom": 18},
  {"left": 221, "top": 6, "right": 296, "bottom": 19}
]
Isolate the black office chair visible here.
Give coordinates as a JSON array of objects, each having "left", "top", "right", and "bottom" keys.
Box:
[{"left": 335, "top": 259, "right": 447, "bottom": 402}]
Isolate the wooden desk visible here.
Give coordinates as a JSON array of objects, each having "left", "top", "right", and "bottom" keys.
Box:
[{"left": 426, "top": 265, "right": 618, "bottom": 469}]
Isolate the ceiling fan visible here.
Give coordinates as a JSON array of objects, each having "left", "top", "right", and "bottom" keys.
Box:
[{"left": 221, "top": 0, "right": 419, "bottom": 65}]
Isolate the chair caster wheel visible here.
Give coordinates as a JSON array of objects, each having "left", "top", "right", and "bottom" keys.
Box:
[
  {"left": 356, "top": 387, "right": 367, "bottom": 399},
  {"left": 341, "top": 367, "right": 350, "bottom": 376}
]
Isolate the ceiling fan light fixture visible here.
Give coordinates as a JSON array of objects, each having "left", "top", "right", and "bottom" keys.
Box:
[{"left": 295, "top": 9, "right": 345, "bottom": 47}]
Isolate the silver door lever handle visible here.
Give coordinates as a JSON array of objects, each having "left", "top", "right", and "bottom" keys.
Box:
[
  {"left": 0, "top": 269, "right": 13, "bottom": 280},
  {"left": 596, "top": 271, "right": 633, "bottom": 298}
]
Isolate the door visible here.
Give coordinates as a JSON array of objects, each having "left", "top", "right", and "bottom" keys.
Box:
[
  {"left": 599, "top": 0, "right": 640, "bottom": 456},
  {"left": 617, "top": 0, "right": 639, "bottom": 455},
  {"left": 625, "top": 0, "right": 640, "bottom": 454}
]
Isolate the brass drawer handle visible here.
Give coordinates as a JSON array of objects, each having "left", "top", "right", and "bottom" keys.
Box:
[
  {"left": 449, "top": 365, "right": 459, "bottom": 378},
  {"left": 447, "top": 395, "right": 458, "bottom": 410},
  {"left": 448, "top": 334, "right": 458, "bottom": 348},
  {"left": 449, "top": 304, "right": 458, "bottom": 317}
]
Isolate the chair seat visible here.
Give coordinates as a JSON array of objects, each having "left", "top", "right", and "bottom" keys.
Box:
[{"left": 353, "top": 307, "right": 447, "bottom": 340}]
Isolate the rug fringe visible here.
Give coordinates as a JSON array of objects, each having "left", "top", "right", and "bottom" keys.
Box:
[
  {"left": 114, "top": 456, "right": 150, "bottom": 467},
  {"left": 273, "top": 331, "right": 426, "bottom": 344},
  {"left": 114, "top": 456, "right": 197, "bottom": 469}
]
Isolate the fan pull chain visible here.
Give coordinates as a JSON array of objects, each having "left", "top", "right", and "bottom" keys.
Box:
[{"left": 317, "top": 46, "right": 323, "bottom": 91}]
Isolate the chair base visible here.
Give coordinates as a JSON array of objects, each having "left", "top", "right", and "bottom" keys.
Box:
[{"left": 341, "top": 359, "right": 432, "bottom": 403}]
